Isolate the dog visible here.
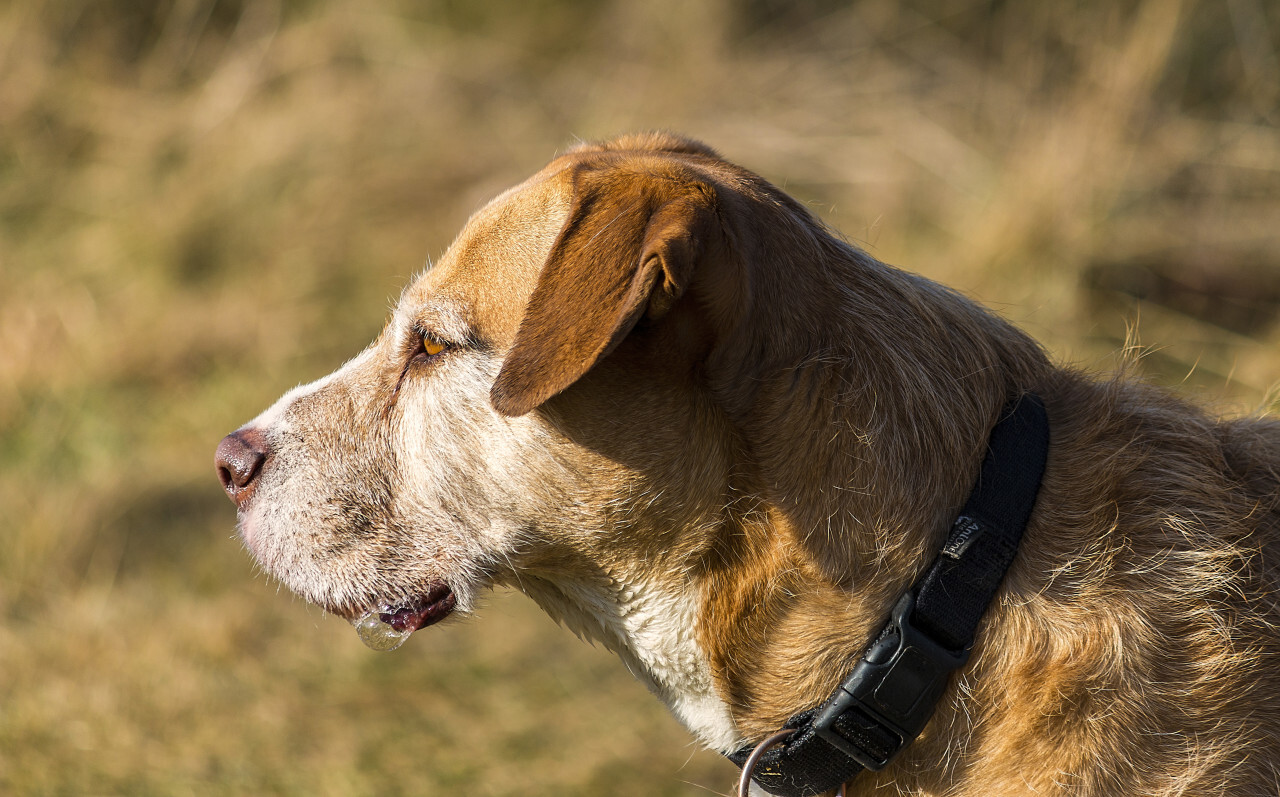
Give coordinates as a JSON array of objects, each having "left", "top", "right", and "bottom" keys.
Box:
[{"left": 215, "top": 132, "right": 1280, "bottom": 796}]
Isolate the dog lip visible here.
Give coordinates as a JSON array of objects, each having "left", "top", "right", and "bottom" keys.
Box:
[{"left": 378, "top": 584, "right": 457, "bottom": 633}]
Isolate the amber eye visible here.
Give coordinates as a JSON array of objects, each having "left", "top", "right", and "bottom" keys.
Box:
[{"left": 422, "top": 335, "right": 447, "bottom": 357}]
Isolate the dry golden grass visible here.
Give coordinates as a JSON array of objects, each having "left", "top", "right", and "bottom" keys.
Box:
[{"left": 1, "top": 0, "right": 1277, "bottom": 794}]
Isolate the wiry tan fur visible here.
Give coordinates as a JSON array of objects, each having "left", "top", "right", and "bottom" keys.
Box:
[{"left": 220, "top": 132, "right": 1280, "bottom": 796}]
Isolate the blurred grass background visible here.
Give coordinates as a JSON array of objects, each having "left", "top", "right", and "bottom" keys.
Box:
[{"left": 1, "top": 0, "right": 1278, "bottom": 794}]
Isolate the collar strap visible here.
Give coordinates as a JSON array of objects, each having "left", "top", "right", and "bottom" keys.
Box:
[{"left": 727, "top": 393, "right": 1050, "bottom": 797}]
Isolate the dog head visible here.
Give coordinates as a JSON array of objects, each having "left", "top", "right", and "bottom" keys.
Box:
[{"left": 215, "top": 132, "right": 1041, "bottom": 751}]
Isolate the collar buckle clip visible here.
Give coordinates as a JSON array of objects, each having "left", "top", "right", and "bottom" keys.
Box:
[{"left": 813, "top": 592, "right": 971, "bottom": 771}]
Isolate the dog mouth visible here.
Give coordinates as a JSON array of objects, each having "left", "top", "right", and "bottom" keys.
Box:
[{"left": 351, "top": 583, "right": 456, "bottom": 652}]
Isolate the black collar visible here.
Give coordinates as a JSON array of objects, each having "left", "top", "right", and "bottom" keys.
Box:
[{"left": 727, "top": 393, "right": 1050, "bottom": 797}]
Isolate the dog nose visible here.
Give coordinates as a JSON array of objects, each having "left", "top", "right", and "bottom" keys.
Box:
[{"left": 215, "top": 428, "right": 270, "bottom": 507}]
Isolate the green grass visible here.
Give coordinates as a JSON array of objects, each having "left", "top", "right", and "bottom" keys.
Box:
[{"left": 1, "top": 0, "right": 1277, "bottom": 793}]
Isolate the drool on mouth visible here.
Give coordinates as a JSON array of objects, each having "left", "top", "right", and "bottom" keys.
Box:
[{"left": 352, "top": 584, "right": 456, "bottom": 652}]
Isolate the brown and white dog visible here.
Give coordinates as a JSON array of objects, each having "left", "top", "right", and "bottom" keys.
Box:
[{"left": 215, "top": 133, "right": 1280, "bottom": 796}]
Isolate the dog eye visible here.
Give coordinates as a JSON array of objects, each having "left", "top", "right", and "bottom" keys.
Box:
[{"left": 422, "top": 335, "right": 447, "bottom": 357}]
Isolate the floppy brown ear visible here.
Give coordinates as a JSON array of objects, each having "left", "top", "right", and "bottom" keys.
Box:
[{"left": 490, "top": 168, "right": 720, "bottom": 417}]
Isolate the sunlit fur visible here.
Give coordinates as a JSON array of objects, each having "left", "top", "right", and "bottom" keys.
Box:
[{"left": 229, "top": 133, "right": 1280, "bottom": 796}]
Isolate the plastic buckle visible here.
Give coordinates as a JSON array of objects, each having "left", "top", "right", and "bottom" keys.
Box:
[{"left": 812, "top": 592, "right": 970, "bottom": 771}]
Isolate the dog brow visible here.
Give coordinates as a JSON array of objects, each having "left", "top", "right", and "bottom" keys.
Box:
[{"left": 408, "top": 301, "right": 473, "bottom": 344}]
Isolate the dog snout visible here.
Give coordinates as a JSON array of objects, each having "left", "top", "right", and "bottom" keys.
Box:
[{"left": 215, "top": 428, "right": 270, "bottom": 508}]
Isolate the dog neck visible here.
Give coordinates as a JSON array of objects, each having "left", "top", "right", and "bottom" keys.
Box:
[
  {"left": 727, "top": 395, "right": 1050, "bottom": 796},
  {"left": 690, "top": 242, "right": 1053, "bottom": 739},
  {"left": 512, "top": 568, "right": 746, "bottom": 752}
]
